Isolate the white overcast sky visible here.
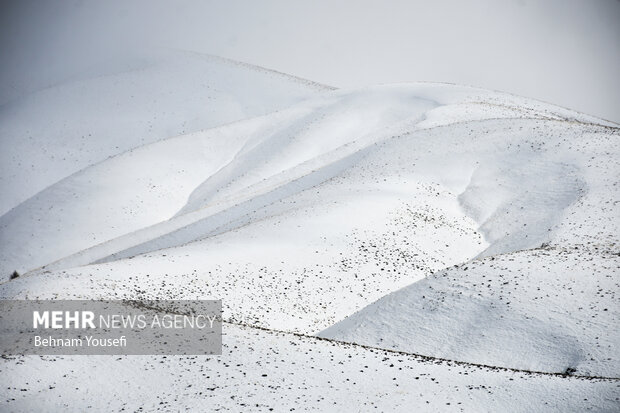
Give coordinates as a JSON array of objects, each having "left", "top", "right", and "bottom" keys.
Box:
[{"left": 1, "top": 0, "right": 619, "bottom": 122}]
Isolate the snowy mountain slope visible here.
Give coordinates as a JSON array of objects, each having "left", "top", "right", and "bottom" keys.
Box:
[
  {"left": 0, "top": 49, "right": 332, "bottom": 216},
  {"left": 0, "top": 168, "right": 484, "bottom": 333},
  {"left": 2, "top": 83, "right": 615, "bottom": 279},
  {"left": 312, "top": 117, "right": 619, "bottom": 376},
  {"left": 0, "top": 72, "right": 618, "bottom": 412},
  {"left": 0, "top": 85, "right": 439, "bottom": 277},
  {"left": 1, "top": 96, "right": 617, "bottom": 342},
  {"left": 0, "top": 111, "right": 298, "bottom": 276},
  {"left": 1, "top": 323, "right": 618, "bottom": 412},
  {"left": 320, "top": 246, "right": 619, "bottom": 377}
]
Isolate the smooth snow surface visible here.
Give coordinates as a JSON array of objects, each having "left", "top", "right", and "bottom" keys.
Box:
[
  {"left": 0, "top": 53, "right": 618, "bottom": 412},
  {"left": 0, "top": 49, "right": 332, "bottom": 216}
]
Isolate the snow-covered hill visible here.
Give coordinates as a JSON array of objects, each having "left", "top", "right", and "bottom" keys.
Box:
[
  {"left": 0, "top": 49, "right": 332, "bottom": 216},
  {"left": 2, "top": 83, "right": 615, "bottom": 278},
  {"left": 0, "top": 56, "right": 618, "bottom": 411},
  {"left": 321, "top": 246, "right": 619, "bottom": 377}
]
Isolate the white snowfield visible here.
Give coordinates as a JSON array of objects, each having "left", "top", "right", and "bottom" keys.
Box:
[{"left": 0, "top": 52, "right": 618, "bottom": 411}]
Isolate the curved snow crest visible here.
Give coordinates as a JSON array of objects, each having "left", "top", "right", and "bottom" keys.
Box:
[
  {"left": 458, "top": 159, "right": 586, "bottom": 258},
  {"left": 175, "top": 86, "right": 439, "bottom": 215}
]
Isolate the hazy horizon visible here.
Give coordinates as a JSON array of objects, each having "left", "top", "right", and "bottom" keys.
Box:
[{"left": 1, "top": 0, "right": 619, "bottom": 122}]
